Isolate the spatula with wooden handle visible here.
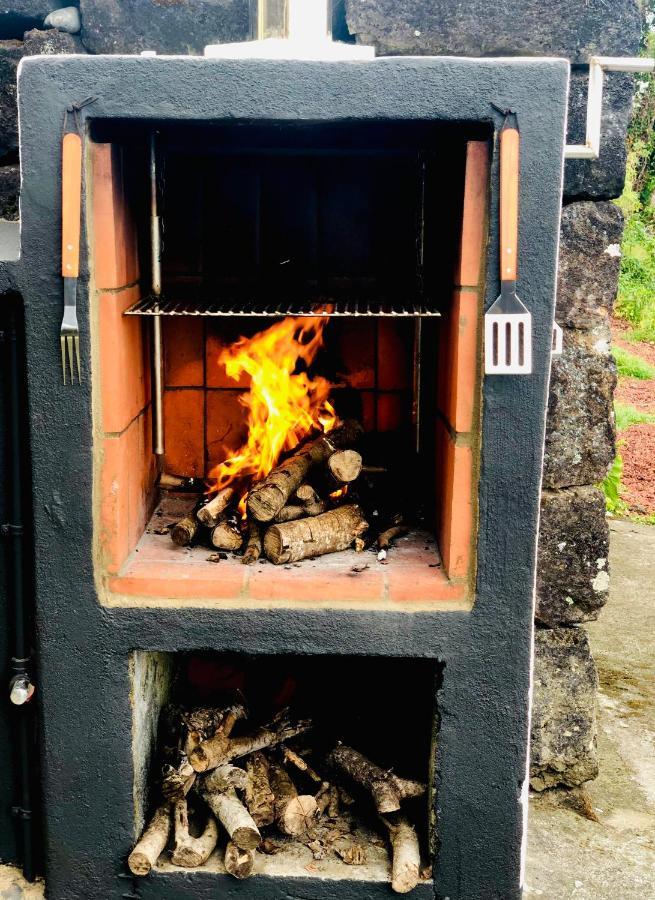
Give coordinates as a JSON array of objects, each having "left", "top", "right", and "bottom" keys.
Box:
[
  {"left": 60, "top": 129, "right": 82, "bottom": 384},
  {"left": 484, "top": 114, "right": 532, "bottom": 375}
]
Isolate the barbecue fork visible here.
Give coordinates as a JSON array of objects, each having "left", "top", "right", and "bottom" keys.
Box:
[{"left": 60, "top": 130, "right": 82, "bottom": 384}]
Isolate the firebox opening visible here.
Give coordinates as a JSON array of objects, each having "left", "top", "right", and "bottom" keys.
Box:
[
  {"left": 92, "top": 121, "right": 489, "bottom": 608},
  {"left": 130, "top": 649, "right": 440, "bottom": 884}
]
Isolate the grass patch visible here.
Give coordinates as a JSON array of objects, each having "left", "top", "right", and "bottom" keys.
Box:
[
  {"left": 615, "top": 401, "right": 655, "bottom": 431},
  {"left": 613, "top": 345, "right": 655, "bottom": 379},
  {"left": 600, "top": 453, "right": 629, "bottom": 516}
]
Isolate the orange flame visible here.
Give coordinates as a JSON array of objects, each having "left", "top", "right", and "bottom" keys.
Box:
[{"left": 208, "top": 314, "right": 336, "bottom": 497}]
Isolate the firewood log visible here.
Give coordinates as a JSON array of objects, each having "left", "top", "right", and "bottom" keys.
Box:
[
  {"left": 242, "top": 519, "right": 262, "bottom": 565},
  {"left": 190, "top": 710, "right": 311, "bottom": 773},
  {"left": 196, "top": 487, "right": 235, "bottom": 528},
  {"left": 128, "top": 803, "right": 171, "bottom": 876},
  {"left": 245, "top": 752, "right": 275, "bottom": 826},
  {"left": 247, "top": 419, "right": 363, "bottom": 523},
  {"left": 274, "top": 504, "right": 306, "bottom": 523},
  {"left": 161, "top": 706, "right": 227, "bottom": 801},
  {"left": 328, "top": 450, "right": 362, "bottom": 485},
  {"left": 378, "top": 525, "right": 409, "bottom": 551},
  {"left": 171, "top": 515, "right": 198, "bottom": 547},
  {"left": 210, "top": 521, "right": 243, "bottom": 551},
  {"left": 263, "top": 504, "right": 368, "bottom": 565},
  {"left": 382, "top": 815, "right": 421, "bottom": 894},
  {"left": 201, "top": 765, "right": 261, "bottom": 850},
  {"left": 295, "top": 484, "right": 327, "bottom": 516},
  {"left": 328, "top": 745, "right": 425, "bottom": 814},
  {"left": 282, "top": 746, "right": 322, "bottom": 783},
  {"left": 224, "top": 841, "right": 255, "bottom": 879},
  {"left": 171, "top": 798, "right": 219, "bottom": 868},
  {"left": 268, "top": 760, "right": 318, "bottom": 835}
]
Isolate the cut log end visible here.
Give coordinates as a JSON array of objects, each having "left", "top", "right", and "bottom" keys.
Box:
[
  {"left": 197, "top": 487, "right": 235, "bottom": 528},
  {"left": 210, "top": 522, "right": 243, "bottom": 552},
  {"left": 224, "top": 841, "right": 255, "bottom": 879},
  {"left": 328, "top": 449, "right": 363, "bottom": 484},
  {"left": 128, "top": 804, "right": 171, "bottom": 876},
  {"left": 280, "top": 794, "right": 318, "bottom": 836},
  {"left": 171, "top": 517, "right": 197, "bottom": 547}
]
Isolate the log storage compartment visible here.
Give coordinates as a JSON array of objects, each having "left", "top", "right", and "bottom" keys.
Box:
[
  {"left": 93, "top": 121, "right": 489, "bottom": 608},
  {"left": 130, "top": 650, "right": 438, "bottom": 891}
]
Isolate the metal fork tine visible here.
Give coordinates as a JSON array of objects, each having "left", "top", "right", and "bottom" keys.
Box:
[
  {"left": 60, "top": 336, "right": 67, "bottom": 385},
  {"left": 66, "top": 335, "right": 74, "bottom": 385},
  {"left": 74, "top": 335, "right": 82, "bottom": 383}
]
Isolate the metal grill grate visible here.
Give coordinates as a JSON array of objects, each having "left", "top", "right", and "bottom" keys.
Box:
[{"left": 124, "top": 294, "right": 442, "bottom": 318}]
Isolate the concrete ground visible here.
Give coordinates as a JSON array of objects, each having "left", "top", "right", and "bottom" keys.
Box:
[
  {"left": 1, "top": 519, "right": 654, "bottom": 899},
  {"left": 525, "top": 519, "right": 655, "bottom": 898}
]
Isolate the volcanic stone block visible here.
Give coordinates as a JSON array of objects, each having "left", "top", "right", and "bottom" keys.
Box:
[
  {"left": 345, "top": 0, "right": 643, "bottom": 64},
  {"left": 79, "top": 0, "right": 250, "bottom": 55},
  {"left": 543, "top": 330, "right": 616, "bottom": 490},
  {"left": 0, "top": 31, "right": 83, "bottom": 159},
  {"left": 556, "top": 201, "right": 624, "bottom": 331},
  {"left": 530, "top": 627, "right": 599, "bottom": 790},
  {"left": 22, "top": 26, "right": 84, "bottom": 54},
  {"left": 0, "top": 40, "right": 22, "bottom": 158},
  {"left": 565, "top": 71, "right": 635, "bottom": 201},
  {"left": 536, "top": 487, "right": 610, "bottom": 627},
  {"left": 0, "top": 164, "right": 19, "bottom": 220}
]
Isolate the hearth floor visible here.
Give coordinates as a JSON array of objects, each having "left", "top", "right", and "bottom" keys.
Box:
[{"left": 105, "top": 494, "right": 470, "bottom": 609}]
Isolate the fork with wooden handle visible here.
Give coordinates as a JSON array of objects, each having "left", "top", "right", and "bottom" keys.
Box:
[{"left": 60, "top": 130, "right": 82, "bottom": 384}]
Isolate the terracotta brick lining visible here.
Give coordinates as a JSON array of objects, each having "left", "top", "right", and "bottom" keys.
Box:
[{"left": 93, "top": 138, "right": 488, "bottom": 602}]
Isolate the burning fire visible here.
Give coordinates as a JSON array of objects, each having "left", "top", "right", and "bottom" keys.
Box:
[{"left": 208, "top": 314, "right": 336, "bottom": 499}]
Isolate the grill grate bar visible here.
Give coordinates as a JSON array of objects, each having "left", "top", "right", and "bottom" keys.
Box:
[{"left": 124, "top": 294, "right": 442, "bottom": 318}]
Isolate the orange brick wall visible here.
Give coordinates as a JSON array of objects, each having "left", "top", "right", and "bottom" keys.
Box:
[
  {"left": 435, "top": 141, "right": 489, "bottom": 582},
  {"left": 92, "top": 141, "right": 156, "bottom": 575}
]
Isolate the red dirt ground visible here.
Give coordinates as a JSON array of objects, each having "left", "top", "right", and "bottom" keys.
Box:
[{"left": 612, "top": 317, "right": 655, "bottom": 516}]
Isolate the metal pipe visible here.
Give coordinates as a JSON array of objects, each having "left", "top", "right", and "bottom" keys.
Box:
[
  {"left": 2, "top": 302, "right": 36, "bottom": 882},
  {"left": 412, "top": 154, "right": 427, "bottom": 454},
  {"left": 149, "top": 132, "right": 165, "bottom": 457}
]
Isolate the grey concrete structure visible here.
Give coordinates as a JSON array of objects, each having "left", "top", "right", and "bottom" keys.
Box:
[{"left": 2, "top": 53, "right": 569, "bottom": 898}]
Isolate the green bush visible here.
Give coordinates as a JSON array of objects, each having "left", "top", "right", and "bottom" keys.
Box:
[{"left": 613, "top": 345, "right": 655, "bottom": 379}]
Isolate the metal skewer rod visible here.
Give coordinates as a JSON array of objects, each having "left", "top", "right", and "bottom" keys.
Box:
[{"left": 149, "top": 131, "right": 165, "bottom": 457}]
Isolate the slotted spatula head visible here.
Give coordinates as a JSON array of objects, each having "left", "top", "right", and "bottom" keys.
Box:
[{"left": 484, "top": 114, "right": 533, "bottom": 375}]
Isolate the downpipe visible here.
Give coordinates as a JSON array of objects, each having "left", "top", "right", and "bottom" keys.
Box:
[{"left": 1, "top": 301, "right": 36, "bottom": 882}]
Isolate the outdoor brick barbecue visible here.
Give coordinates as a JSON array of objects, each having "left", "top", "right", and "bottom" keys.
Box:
[{"left": 12, "top": 50, "right": 567, "bottom": 899}]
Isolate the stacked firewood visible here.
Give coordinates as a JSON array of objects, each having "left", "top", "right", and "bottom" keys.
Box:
[
  {"left": 128, "top": 703, "right": 426, "bottom": 893},
  {"left": 168, "top": 419, "right": 410, "bottom": 565}
]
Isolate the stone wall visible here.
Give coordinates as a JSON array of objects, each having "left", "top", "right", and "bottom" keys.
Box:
[{"left": 0, "top": 0, "right": 644, "bottom": 796}]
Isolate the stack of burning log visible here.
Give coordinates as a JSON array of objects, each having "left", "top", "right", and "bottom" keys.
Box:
[
  {"left": 128, "top": 703, "right": 426, "bottom": 893},
  {"left": 168, "top": 419, "right": 410, "bottom": 565}
]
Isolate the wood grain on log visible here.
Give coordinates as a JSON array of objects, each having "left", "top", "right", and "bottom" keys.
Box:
[
  {"left": 295, "top": 484, "right": 327, "bottom": 516},
  {"left": 328, "top": 745, "right": 425, "bottom": 814},
  {"left": 190, "top": 712, "right": 311, "bottom": 773},
  {"left": 328, "top": 450, "right": 362, "bottom": 484},
  {"left": 247, "top": 419, "right": 363, "bottom": 523},
  {"left": 264, "top": 504, "right": 368, "bottom": 565},
  {"left": 384, "top": 815, "right": 421, "bottom": 893},
  {"left": 242, "top": 520, "right": 262, "bottom": 565},
  {"left": 268, "top": 761, "right": 318, "bottom": 835},
  {"left": 274, "top": 504, "right": 306, "bottom": 523},
  {"left": 171, "top": 515, "right": 198, "bottom": 547},
  {"left": 245, "top": 752, "right": 275, "bottom": 826},
  {"left": 171, "top": 798, "right": 218, "bottom": 868},
  {"left": 196, "top": 487, "right": 235, "bottom": 528},
  {"left": 210, "top": 521, "right": 243, "bottom": 551},
  {"left": 224, "top": 841, "right": 255, "bottom": 879},
  {"left": 128, "top": 803, "right": 171, "bottom": 876},
  {"left": 201, "top": 766, "right": 261, "bottom": 851}
]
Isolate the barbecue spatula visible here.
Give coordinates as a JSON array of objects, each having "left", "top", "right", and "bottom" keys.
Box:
[{"left": 484, "top": 114, "right": 532, "bottom": 375}]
